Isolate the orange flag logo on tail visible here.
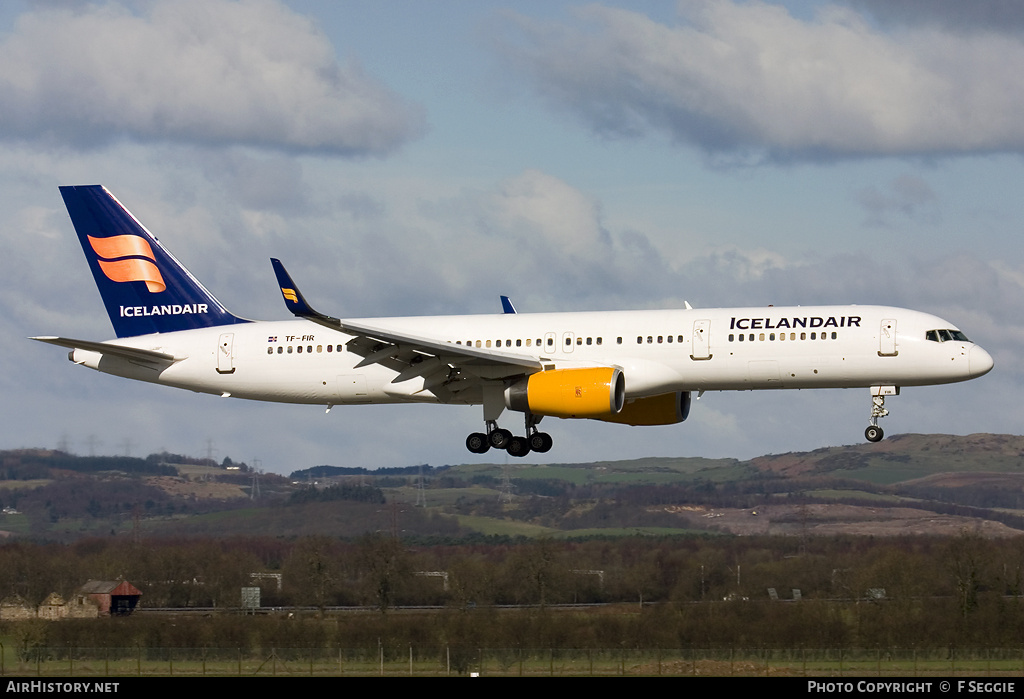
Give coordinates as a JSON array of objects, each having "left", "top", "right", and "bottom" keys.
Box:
[{"left": 87, "top": 235, "right": 166, "bottom": 293}]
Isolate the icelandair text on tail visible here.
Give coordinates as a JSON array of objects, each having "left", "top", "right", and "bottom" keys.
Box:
[{"left": 120, "top": 304, "right": 208, "bottom": 317}]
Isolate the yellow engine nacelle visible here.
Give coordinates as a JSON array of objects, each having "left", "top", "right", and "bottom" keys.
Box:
[
  {"left": 505, "top": 367, "right": 625, "bottom": 419},
  {"left": 592, "top": 391, "right": 691, "bottom": 426}
]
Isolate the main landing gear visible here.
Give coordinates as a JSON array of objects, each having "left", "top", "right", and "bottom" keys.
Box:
[
  {"left": 864, "top": 385, "right": 898, "bottom": 443},
  {"left": 466, "top": 413, "right": 552, "bottom": 457}
]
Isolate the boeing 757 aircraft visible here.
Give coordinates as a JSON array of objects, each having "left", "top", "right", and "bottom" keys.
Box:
[{"left": 34, "top": 186, "right": 994, "bottom": 457}]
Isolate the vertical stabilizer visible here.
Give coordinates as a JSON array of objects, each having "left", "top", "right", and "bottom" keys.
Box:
[{"left": 60, "top": 185, "right": 248, "bottom": 337}]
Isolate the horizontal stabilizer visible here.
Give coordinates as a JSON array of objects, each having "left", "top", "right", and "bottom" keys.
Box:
[{"left": 30, "top": 336, "right": 179, "bottom": 364}]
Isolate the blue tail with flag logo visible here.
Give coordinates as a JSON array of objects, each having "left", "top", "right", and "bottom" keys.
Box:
[{"left": 60, "top": 185, "right": 248, "bottom": 338}]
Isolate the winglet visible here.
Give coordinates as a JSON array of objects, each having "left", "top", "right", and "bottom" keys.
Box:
[
  {"left": 270, "top": 258, "right": 341, "bottom": 328},
  {"left": 500, "top": 295, "right": 517, "bottom": 314}
]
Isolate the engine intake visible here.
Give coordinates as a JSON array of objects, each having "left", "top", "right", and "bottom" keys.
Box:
[{"left": 506, "top": 367, "right": 625, "bottom": 418}]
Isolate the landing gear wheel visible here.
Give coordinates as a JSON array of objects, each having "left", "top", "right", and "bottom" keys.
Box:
[
  {"left": 865, "top": 425, "right": 884, "bottom": 443},
  {"left": 528, "top": 432, "right": 553, "bottom": 453},
  {"left": 506, "top": 436, "right": 531, "bottom": 458},
  {"left": 466, "top": 432, "right": 490, "bottom": 454},
  {"left": 489, "top": 428, "right": 513, "bottom": 449}
]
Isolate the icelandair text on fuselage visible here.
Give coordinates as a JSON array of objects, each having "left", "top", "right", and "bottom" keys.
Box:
[
  {"left": 6, "top": 681, "right": 118, "bottom": 693},
  {"left": 119, "top": 304, "right": 208, "bottom": 317},
  {"left": 808, "top": 681, "right": 1015, "bottom": 693},
  {"left": 731, "top": 315, "right": 861, "bottom": 331}
]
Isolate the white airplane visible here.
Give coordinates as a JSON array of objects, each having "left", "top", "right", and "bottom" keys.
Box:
[{"left": 34, "top": 186, "right": 994, "bottom": 457}]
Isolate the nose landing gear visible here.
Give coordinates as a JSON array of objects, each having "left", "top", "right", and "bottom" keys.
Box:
[{"left": 865, "top": 385, "right": 898, "bottom": 443}]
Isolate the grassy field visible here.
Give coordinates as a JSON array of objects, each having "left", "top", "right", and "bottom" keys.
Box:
[
  {"left": 448, "top": 457, "right": 755, "bottom": 486},
  {"left": 4, "top": 645, "right": 1024, "bottom": 677}
]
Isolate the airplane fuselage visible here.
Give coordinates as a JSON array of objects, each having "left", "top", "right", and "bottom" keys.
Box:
[{"left": 71, "top": 304, "right": 991, "bottom": 408}]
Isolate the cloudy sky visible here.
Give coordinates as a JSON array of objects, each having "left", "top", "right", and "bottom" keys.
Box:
[{"left": 1, "top": 0, "right": 1020, "bottom": 474}]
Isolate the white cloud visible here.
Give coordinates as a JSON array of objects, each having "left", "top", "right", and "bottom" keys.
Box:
[
  {"left": 0, "top": 0, "right": 424, "bottom": 155},
  {"left": 503, "top": 0, "right": 1024, "bottom": 161}
]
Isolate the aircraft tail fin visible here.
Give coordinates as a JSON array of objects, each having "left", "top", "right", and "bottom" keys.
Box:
[{"left": 60, "top": 185, "right": 248, "bottom": 338}]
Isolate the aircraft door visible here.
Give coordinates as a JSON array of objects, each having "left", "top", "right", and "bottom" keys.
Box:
[
  {"left": 691, "top": 320, "right": 712, "bottom": 360},
  {"left": 562, "top": 331, "right": 575, "bottom": 353},
  {"left": 216, "top": 333, "right": 235, "bottom": 374},
  {"left": 543, "top": 332, "right": 556, "bottom": 354},
  {"left": 879, "top": 319, "right": 898, "bottom": 357}
]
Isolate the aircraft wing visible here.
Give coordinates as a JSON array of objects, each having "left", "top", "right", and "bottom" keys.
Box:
[
  {"left": 339, "top": 319, "right": 543, "bottom": 371},
  {"left": 270, "top": 260, "right": 544, "bottom": 394},
  {"left": 31, "top": 336, "right": 179, "bottom": 365}
]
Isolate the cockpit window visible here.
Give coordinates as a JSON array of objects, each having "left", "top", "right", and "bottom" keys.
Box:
[{"left": 926, "top": 329, "right": 970, "bottom": 343}]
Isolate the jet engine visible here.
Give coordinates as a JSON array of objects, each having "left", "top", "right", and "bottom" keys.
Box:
[
  {"left": 593, "top": 391, "right": 691, "bottom": 426},
  {"left": 505, "top": 367, "right": 625, "bottom": 419}
]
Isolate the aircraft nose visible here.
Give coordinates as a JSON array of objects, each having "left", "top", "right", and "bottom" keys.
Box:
[{"left": 969, "top": 345, "right": 994, "bottom": 377}]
